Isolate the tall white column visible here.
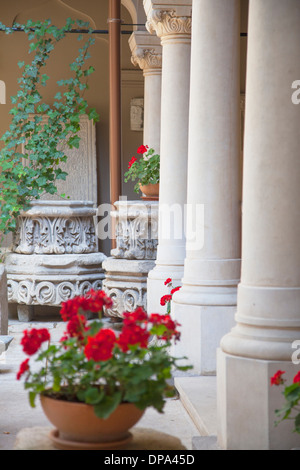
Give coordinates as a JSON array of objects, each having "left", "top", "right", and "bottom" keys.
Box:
[
  {"left": 218, "top": 0, "right": 300, "bottom": 450},
  {"left": 129, "top": 31, "right": 162, "bottom": 152},
  {"left": 172, "top": 0, "right": 241, "bottom": 375},
  {"left": 143, "top": 0, "right": 192, "bottom": 313}
]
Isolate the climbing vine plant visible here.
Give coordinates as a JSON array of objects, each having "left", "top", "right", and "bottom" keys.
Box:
[{"left": 0, "top": 18, "right": 99, "bottom": 235}]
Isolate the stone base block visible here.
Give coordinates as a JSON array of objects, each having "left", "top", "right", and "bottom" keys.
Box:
[
  {"left": 217, "top": 349, "right": 300, "bottom": 450},
  {"left": 5, "top": 252, "right": 106, "bottom": 320},
  {"left": 102, "top": 257, "right": 155, "bottom": 319},
  {"left": 172, "top": 303, "right": 236, "bottom": 375}
]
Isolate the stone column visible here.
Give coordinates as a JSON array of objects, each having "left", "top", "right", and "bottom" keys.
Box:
[
  {"left": 143, "top": 0, "right": 192, "bottom": 313},
  {"left": 171, "top": 0, "right": 241, "bottom": 375},
  {"left": 217, "top": 0, "right": 300, "bottom": 450},
  {"left": 129, "top": 31, "right": 162, "bottom": 153}
]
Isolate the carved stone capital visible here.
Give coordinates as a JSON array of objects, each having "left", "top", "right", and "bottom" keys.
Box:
[
  {"left": 131, "top": 48, "right": 162, "bottom": 71},
  {"left": 146, "top": 9, "right": 191, "bottom": 39},
  {"left": 110, "top": 200, "right": 158, "bottom": 260},
  {"left": 13, "top": 201, "right": 97, "bottom": 255},
  {"left": 129, "top": 31, "right": 162, "bottom": 72}
]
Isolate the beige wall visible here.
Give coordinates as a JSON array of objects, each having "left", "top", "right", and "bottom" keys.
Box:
[{"left": 0, "top": 0, "right": 144, "bottom": 255}]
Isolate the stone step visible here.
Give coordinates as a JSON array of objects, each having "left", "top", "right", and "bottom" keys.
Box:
[
  {"left": 0, "top": 335, "right": 14, "bottom": 354},
  {"left": 174, "top": 376, "right": 218, "bottom": 437}
]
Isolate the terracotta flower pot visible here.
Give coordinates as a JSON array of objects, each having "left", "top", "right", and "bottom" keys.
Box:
[
  {"left": 139, "top": 183, "right": 159, "bottom": 200},
  {"left": 40, "top": 395, "right": 144, "bottom": 450}
]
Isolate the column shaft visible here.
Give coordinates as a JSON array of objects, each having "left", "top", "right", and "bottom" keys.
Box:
[
  {"left": 172, "top": 0, "right": 241, "bottom": 374},
  {"left": 218, "top": 0, "right": 300, "bottom": 450},
  {"left": 145, "top": 5, "right": 192, "bottom": 313}
]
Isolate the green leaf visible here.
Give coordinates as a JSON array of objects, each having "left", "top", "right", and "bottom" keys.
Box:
[
  {"left": 29, "top": 391, "right": 37, "bottom": 408},
  {"left": 84, "top": 387, "right": 105, "bottom": 405},
  {"left": 295, "top": 413, "right": 300, "bottom": 433},
  {"left": 88, "top": 108, "right": 99, "bottom": 123},
  {"left": 93, "top": 392, "right": 122, "bottom": 419}
]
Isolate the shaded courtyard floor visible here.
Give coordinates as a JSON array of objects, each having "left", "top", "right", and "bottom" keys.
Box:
[{"left": 0, "top": 317, "right": 202, "bottom": 450}]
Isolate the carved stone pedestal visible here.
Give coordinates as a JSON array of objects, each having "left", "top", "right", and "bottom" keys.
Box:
[
  {"left": 102, "top": 258, "right": 155, "bottom": 319},
  {"left": 5, "top": 201, "right": 106, "bottom": 321},
  {"left": 102, "top": 200, "right": 158, "bottom": 319}
]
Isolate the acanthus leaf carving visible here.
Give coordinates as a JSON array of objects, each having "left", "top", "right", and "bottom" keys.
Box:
[{"left": 146, "top": 9, "right": 192, "bottom": 38}]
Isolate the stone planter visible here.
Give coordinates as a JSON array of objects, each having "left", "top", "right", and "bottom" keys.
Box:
[{"left": 5, "top": 201, "right": 106, "bottom": 321}]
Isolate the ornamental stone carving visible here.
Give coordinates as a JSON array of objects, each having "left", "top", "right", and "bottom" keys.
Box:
[
  {"left": 5, "top": 201, "right": 106, "bottom": 321},
  {"left": 102, "top": 258, "right": 154, "bottom": 319},
  {"left": 146, "top": 9, "right": 192, "bottom": 38},
  {"left": 102, "top": 200, "right": 158, "bottom": 319},
  {"left": 13, "top": 202, "right": 97, "bottom": 255},
  {"left": 131, "top": 48, "right": 162, "bottom": 71},
  {"left": 111, "top": 201, "right": 158, "bottom": 260}
]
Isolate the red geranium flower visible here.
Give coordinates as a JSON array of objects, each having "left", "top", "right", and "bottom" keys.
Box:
[
  {"left": 16, "top": 358, "right": 30, "bottom": 380},
  {"left": 66, "top": 314, "right": 88, "bottom": 341},
  {"left": 21, "top": 328, "right": 50, "bottom": 356},
  {"left": 84, "top": 289, "right": 113, "bottom": 313},
  {"left": 270, "top": 370, "right": 286, "bottom": 386},
  {"left": 171, "top": 286, "right": 181, "bottom": 295},
  {"left": 149, "top": 313, "right": 181, "bottom": 342},
  {"left": 128, "top": 156, "right": 137, "bottom": 169},
  {"left": 164, "top": 278, "right": 172, "bottom": 286},
  {"left": 137, "top": 145, "right": 148, "bottom": 154},
  {"left": 160, "top": 294, "right": 172, "bottom": 306},
  {"left": 60, "top": 297, "right": 84, "bottom": 321},
  {"left": 117, "top": 324, "right": 150, "bottom": 352},
  {"left": 60, "top": 290, "right": 113, "bottom": 321},
  {"left": 293, "top": 371, "right": 300, "bottom": 384},
  {"left": 84, "top": 329, "right": 116, "bottom": 361},
  {"left": 123, "top": 307, "right": 148, "bottom": 326}
]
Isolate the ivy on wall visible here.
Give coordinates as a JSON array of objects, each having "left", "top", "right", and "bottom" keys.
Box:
[{"left": 0, "top": 18, "right": 99, "bottom": 236}]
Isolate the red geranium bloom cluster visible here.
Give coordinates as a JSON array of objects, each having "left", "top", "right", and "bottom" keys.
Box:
[
  {"left": 160, "top": 279, "right": 182, "bottom": 307},
  {"left": 270, "top": 370, "right": 286, "bottom": 386},
  {"left": 160, "top": 294, "right": 172, "bottom": 306},
  {"left": 137, "top": 145, "right": 148, "bottom": 154},
  {"left": 118, "top": 324, "right": 150, "bottom": 352},
  {"left": 16, "top": 358, "right": 30, "bottom": 381},
  {"left": 60, "top": 297, "right": 83, "bottom": 322},
  {"left": 123, "top": 307, "right": 148, "bottom": 326},
  {"left": 294, "top": 371, "right": 300, "bottom": 384},
  {"left": 60, "top": 290, "right": 113, "bottom": 321},
  {"left": 171, "top": 286, "right": 181, "bottom": 295},
  {"left": 21, "top": 328, "right": 50, "bottom": 356},
  {"left": 84, "top": 329, "right": 116, "bottom": 361},
  {"left": 83, "top": 289, "right": 113, "bottom": 313},
  {"left": 128, "top": 156, "right": 137, "bottom": 169},
  {"left": 150, "top": 313, "right": 181, "bottom": 342},
  {"left": 66, "top": 314, "right": 88, "bottom": 341}
]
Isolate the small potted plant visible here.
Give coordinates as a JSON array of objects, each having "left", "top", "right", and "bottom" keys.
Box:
[
  {"left": 124, "top": 145, "right": 160, "bottom": 199},
  {"left": 17, "top": 289, "right": 192, "bottom": 450},
  {"left": 270, "top": 369, "right": 300, "bottom": 434}
]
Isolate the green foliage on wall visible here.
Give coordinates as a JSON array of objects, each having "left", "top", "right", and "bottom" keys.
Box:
[{"left": 0, "top": 18, "right": 99, "bottom": 236}]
